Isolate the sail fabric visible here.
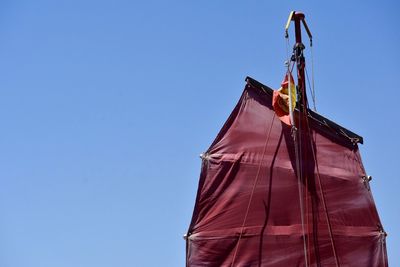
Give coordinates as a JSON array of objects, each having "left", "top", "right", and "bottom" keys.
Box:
[
  {"left": 272, "top": 72, "right": 296, "bottom": 125},
  {"left": 186, "top": 78, "right": 387, "bottom": 267}
]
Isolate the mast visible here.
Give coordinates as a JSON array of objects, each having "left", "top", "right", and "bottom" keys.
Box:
[
  {"left": 285, "top": 11, "right": 312, "bottom": 111},
  {"left": 294, "top": 12, "right": 307, "bottom": 110}
]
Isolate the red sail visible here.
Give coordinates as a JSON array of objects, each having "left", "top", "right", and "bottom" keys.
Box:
[{"left": 186, "top": 77, "right": 387, "bottom": 267}]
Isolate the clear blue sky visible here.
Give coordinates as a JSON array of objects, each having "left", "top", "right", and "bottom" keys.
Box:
[{"left": 0, "top": 1, "right": 398, "bottom": 266}]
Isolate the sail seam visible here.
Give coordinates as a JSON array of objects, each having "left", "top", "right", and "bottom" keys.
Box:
[{"left": 190, "top": 225, "right": 381, "bottom": 239}]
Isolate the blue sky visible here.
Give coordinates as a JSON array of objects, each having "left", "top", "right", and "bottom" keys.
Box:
[{"left": 0, "top": 1, "right": 398, "bottom": 266}]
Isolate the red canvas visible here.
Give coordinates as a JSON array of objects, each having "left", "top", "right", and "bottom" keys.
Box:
[{"left": 186, "top": 77, "right": 387, "bottom": 267}]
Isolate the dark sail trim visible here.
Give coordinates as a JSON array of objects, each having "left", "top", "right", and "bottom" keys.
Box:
[{"left": 245, "top": 76, "right": 364, "bottom": 144}]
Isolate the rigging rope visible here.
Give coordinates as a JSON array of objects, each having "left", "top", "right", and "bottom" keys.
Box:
[
  {"left": 306, "top": 124, "right": 340, "bottom": 267},
  {"left": 230, "top": 113, "right": 276, "bottom": 267},
  {"left": 305, "top": 67, "right": 316, "bottom": 112},
  {"left": 298, "top": 97, "right": 311, "bottom": 266},
  {"left": 310, "top": 42, "right": 317, "bottom": 111},
  {"left": 293, "top": 125, "right": 309, "bottom": 267},
  {"left": 295, "top": 35, "right": 339, "bottom": 266}
]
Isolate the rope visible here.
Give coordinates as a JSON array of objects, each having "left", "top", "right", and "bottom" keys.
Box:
[
  {"left": 292, "top": 125, "right": 309, "bottom": 267},
  {"left": 306, "top": 125, "right": 340, "bottom": 267},
  {"left": 305, "top": 67, "right": 316, "bottom": 112},
  {"left": 310, "top": 39, "right": 317, "bottom": 111},
  {"left": 296, "top": 49, "right": 312, "bottom": 265},
  {"left": 299, "top": 106, "right": 311, "bottom": 265},
  {"left": 230, "top": 113, "right": 275, "bottom": 267},
  {"left": 307, "top": 40, "right": 355, "bottom": 265}
]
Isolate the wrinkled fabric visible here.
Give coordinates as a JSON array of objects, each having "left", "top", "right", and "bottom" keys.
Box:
[
  {"left": 272, "top": 72, "right": 296, "bottom": 125},
  {"left": 186, "top": 79, "right": 387, "bottom": 267}
]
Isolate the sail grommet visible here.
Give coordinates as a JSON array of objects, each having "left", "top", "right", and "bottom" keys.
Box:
[
  {"left": 380, "top": 230, "right": 387, "bottom": 237},
  {"left": 378, "top": 227, "right": 387, "bottom": 244},
  {"left": 350, "top": 137, "right": 360, "bottom": 145},
  {"left": 200, "top": 152, "right": 211, "bottom": 169},
  {"left": 200, "top": 153, "right": 210, "bottom": 160},
  {"left": 362, "top": 175, "right": 372, "bottom": 182},
  {"left": 362, "top": 175, "right": 372, "bottom": 190}
]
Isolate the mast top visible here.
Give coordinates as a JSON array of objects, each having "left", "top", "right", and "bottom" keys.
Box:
[
  {"left": 285, "top": 11, "right": 312, "bottom": 42},
  {"left": 284, "top": 11, "right": 313, "bottom": 112}
]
